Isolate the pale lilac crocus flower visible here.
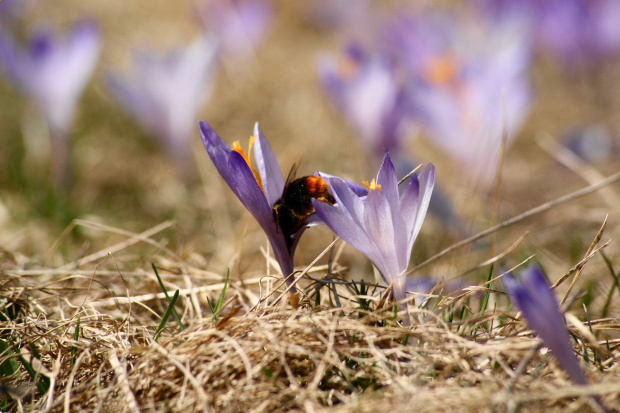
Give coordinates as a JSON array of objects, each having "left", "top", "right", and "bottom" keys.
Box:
[
  {"left": 503, "top": 265, "right": 588, "bottom": 386},
  {"left": 107, "top": 36, "right": 218, "bottom": 173},
  {"left": 199, "top": 121, "right": 366, "bottom": 292},
  {"left": 313, "top": 152, "right": 435, "bottom": 325},
  {"left": 389, "top": 11, "right": 532, "bottom": 186},
  {"left": 200, "top": 0, "right": 273, "bottom": 62},
  {"left": 0, "top": 20, "right": 100, "bottom": 186},
  {"left": 318, "top": 42, "right": 408, "bottom": 159}
]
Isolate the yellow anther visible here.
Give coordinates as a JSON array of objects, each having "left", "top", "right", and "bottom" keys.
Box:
[
  {"left": 231, "top": 137, "right": 264, "bottom": 192},
  {"left": 362, "top": 179, "right": 381, "bottom": 190},
  {"left": 423, "top": 54, "right": 457, "bottom": 86}
]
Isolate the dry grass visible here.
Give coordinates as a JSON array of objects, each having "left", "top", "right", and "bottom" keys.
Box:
[{"left": 2, "top": 207, "right": 620, "bottom": 413}]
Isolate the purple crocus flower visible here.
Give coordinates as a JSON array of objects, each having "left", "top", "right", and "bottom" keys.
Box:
[
  {"left": 199, "top": 121, "right": 366, "bottom": 291},
  {"left": 503, "top": 265, "right": 588, "bottom": 385},
  {"left": 0, "top": 20, "right": 100, "bottom": 186},
  {"left": 388, "top": 11, "right": 532, "bottom": 186},
  {"left": 200, "top": 0, "right": 273, "bottom": 62},
  {"left": 0, "top": 20, "right": 100, "bottom": 136},
  {"left": 107, "top": 36, "right": 218, "bottom": 172},
  {"left": 313, "top": 152, "right": 435, "bottom": 325},
  {"left": 318, "top": 42, "right": 408, "bottom": 159}
]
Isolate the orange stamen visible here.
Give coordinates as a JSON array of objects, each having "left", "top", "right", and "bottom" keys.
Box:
[
  {"left": 362, "top": 179, "right": 381, "bottom": 190},
  {"left": 424, "top": 55, "right": 457, "bottom": 86}
]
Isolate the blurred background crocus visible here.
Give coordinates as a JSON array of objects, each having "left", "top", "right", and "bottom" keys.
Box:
[
  {"left": 389, "top": 11, "right": 532, "bottom": 187},
  {"left": 106, "top": 36, "right": 218, "bottom": 176},
  {"left": 485, "top": 0, "right": 620, "bottom": 71},
  {"left": 199, "top": 0, "right": 273, "bottom": 65},
  {"left": 318, "top": 43, "right": 407, "bottom": 161},
  {"left": 0, "top": 20, "right": 100, "bottom": 188}
]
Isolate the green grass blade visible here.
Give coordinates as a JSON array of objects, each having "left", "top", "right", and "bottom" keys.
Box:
[
  {"left": 154, "top": 289, "right": 180, "bottom": 342},
  {"left": 7, "top": 340, "right": 49, "bottom": 395},
  {"left": 152, "top": 262, "right": 185, "bottom": 331},
  {"left": 479, "top": 265, "right": 494, "bottom": 313},
  {"left": 0, "top": 339, "right": 19, "bottom": 377},
  {"left": 211, "top": 269, "right": 230, "bottom": 321},
  {"left": 71, "top": 315, "right": 80, "bottom": 365},
  {"left": 599, "top": 251, "right": 620, "bottom": 318}
]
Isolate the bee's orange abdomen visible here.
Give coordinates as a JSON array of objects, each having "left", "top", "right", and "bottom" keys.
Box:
[{"left": 304, "top": 176, "right": 329, "bottom": 197}]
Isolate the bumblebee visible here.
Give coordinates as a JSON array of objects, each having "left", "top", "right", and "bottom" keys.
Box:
[{"left": 273, "top": 166, "right": 335, "bottom": 250}]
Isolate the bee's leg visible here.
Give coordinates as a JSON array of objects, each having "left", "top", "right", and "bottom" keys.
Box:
[
  {"left": 315, "top": 196, "right": 334, "bottom": 205},
  {"left": 272, "top": 204, "right": 281, "bottom": 233}
]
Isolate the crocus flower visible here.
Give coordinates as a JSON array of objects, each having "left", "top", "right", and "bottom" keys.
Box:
[
  {"left": 199, "top": 121, "right": 365, "bottom": 291},
  {"left": 107, "top": 36, "right": 218, "bottom": 172},
  {"left": 503, "top": 265, "right": 587, "bottom": 385},
  {"left": 387, "top": 11, "right": 532, "bottom": 186},
  {"left": 318, "top": 42, "right": 408, "bottom": 159},
  {"left": 313, "top": 152, "right": 435, "bottom": 325},
  {"left": 0, "top": 20, "right": 100, "bottom": 136},
  {"left": 0, "top": 20, "right": 100, "bottom": 186},
  {"left": 200, "top": 0, "right": 273, "bottom": 62}
]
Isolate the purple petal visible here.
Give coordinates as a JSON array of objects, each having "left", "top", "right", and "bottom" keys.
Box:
[
  {"left": 362, "top": 187, "right": 404, "bottom": 279},
  {"left": 312, "top": 199, "right": 378, "bottom": 266},
  {"left": 375, "top": 152, "right": 399, "bottom": 203},
  {"left": 252, "top": 122, "right": 284, "bottom": 206},
  {"left": 199, "top": 121, "right": 275, "bottom": 234},
  {"left": 318, "top": 172, "right": 368, "bottom": 197},
  {"left": 504, "top": 267, "right": 588, "bottom": 385},
  {"left": 325, "top": 177, "right": 366, "bottom": 227},
  {"left": 407, "top": 163, "right": 435, "bottom": 252}
]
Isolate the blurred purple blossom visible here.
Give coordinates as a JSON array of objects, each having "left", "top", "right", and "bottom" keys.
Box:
[
  {"left": 107, "top": 36, "right": 218, "bottom": 171},
  {"left": 389, "top": 11, "right": 532, "bottom": 185},
  {"left": 0, "top": 20, "right": 100, "bottom": 136},
  {"left": 200, "top": 0, "right": 273, "bottom": 62},
  {"left": 482, "top": 0, "right": 620, "bottom": 70},
  {"left": 503, "top": 265, "right": 588, "bottom": 385},
  {"left": 563, "top": 125, "right": 613, "bottom": 164},
  {"left": 318, "top": 43, "right": 408, "bottom": 158},
  {"left": 313, "top": 152, "right": 435, "bottom": 325},
  {"left": 0, "top": 20, "right": 100, "bottom": 187}
]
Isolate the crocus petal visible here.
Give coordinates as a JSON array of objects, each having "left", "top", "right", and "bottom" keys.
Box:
[
  {"left": 200, "top": 121, "right": 277, "bottom": 233},
  {"left": 318, "top": 172, "right": 369, "bottom": 197},
  {"left": 504, "top": 266, "right": 588, "bottom": 386},
  {"left": 375, "top": 152, "right": 399, "bottom": 204},
  {"left": 404, "top": 163, "right": 435, "bottom": 253},
  {"left": 312, "top": 199, "right": 377, "bottom": 264},
  {"left": 325, "top": 177, "right": 366, "bottom": 227},
  {"left": 365, "top": 187, "right": 408, "bottom": 281},
  {"left": 252, "top": 122, "right": 284, "bottom": 206}
]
